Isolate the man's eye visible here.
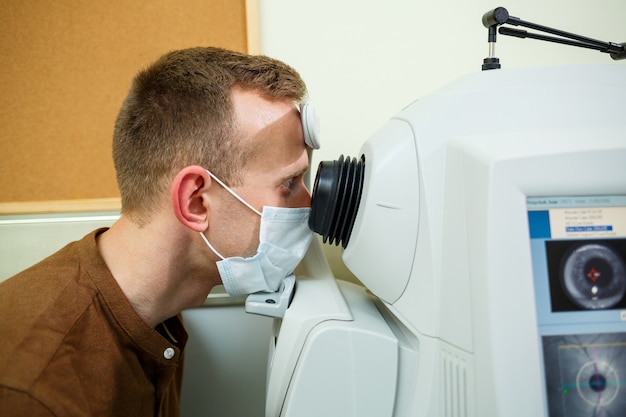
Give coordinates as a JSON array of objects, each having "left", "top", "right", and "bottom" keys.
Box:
[{"left": 283, "top": 178, "right": 295, "bottom": 189}]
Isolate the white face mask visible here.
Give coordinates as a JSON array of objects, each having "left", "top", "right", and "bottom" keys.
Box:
[{"left": 200, "top": 170, "right": 313, "bottom": 296}]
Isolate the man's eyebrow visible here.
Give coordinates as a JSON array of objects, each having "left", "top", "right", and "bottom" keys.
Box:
[
  {"left": 294, "top": 165, "right": 309, "bottom": 177},
  {"left": 281, "top": 165, "right": 309, "bottom": 182}
]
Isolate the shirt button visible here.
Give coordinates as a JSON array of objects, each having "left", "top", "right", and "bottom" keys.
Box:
[{"left": 163, "top": 347, "right": 175, "bottom": 360}]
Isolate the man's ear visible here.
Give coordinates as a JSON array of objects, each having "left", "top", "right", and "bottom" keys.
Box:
[{"left": 171, "top": 166, "right": 211, "bottom": 232}]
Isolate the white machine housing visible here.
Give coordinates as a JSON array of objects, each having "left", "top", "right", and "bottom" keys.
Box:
[{"left": 265, "top": 65, "right": 626, "bottom": 417}]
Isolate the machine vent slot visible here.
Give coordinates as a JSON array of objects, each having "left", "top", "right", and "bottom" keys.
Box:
[{"left": 441, "top": 348, "right": 469, "bottom": 417}]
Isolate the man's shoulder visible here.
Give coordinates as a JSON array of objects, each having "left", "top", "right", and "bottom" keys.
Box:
[
  {"left": 0, "top": 231, "right": 103, "bottom": 393},
  {"left": 0, "top": 385, "right": 55, "bottom": 417},
  {"left": 0, "top": 236, "right": 92, "bottom": 318},
  {"left": 0, "top": 229, "right": 106, "bottom": 297}
]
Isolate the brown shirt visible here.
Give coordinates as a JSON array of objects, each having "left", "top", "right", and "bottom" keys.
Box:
[{"left": 0, "top": 229, "right": 187, "bottom": 416}]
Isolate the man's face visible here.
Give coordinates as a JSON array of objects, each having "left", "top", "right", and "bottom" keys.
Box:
[{"left": 207, "top": 88, "right": 311, "bottom": 258}]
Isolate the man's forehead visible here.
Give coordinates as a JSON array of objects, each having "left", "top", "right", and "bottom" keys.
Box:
[{"left": 231, "top": 89, "right": 297, "bottom": 129}]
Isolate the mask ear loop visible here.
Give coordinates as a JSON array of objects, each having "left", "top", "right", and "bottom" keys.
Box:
[
  {"left": 201, "top": 169, "right": 262, "bottom": 260},
  {"left": 200, "top": 232, "right": 225, "bottom": 260},
  {"left": 206, "top": 170, "right": 262, "bottom": 216}
]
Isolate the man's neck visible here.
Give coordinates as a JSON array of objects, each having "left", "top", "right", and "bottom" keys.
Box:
[{"left": 97, "top": 214, "right": 219, "bottom": 327}]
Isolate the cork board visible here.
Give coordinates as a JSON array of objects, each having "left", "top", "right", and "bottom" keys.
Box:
[{"left": 0, "top": 0, "right": 255, "bottom": 211}]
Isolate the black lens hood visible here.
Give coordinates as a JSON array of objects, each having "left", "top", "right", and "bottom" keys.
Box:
[{"left": 309, "top": 155, "right": 365, "bottom": 248}]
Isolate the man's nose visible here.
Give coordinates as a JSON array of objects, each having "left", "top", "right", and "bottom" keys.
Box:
[{"left": 299, "top": 188, "right": 312, "bottom": 208}]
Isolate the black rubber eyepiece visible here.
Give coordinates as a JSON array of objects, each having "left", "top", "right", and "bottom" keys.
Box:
[{"left": 308, "top": 155, "right": 365, "bottom": 248}]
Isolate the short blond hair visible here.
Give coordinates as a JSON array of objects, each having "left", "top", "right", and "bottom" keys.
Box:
[{"left": 112, "top": 47, "right": 307, "bottom": 225}]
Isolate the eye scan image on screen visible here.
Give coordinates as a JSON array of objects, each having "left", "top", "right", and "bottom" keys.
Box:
[{"left": 527, "top": 196, "right": 626, "bottom": 417}]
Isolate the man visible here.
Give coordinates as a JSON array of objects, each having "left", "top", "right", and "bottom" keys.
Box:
[{"left": 0, "top": 47, "right": 312, "bottom": 416}]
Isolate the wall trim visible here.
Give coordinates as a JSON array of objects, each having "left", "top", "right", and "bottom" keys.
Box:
[{"left": 0, "top": 198, "right": 121, "bottom": 215}]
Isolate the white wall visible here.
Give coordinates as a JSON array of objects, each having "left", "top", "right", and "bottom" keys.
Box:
[
  {"left": 259, "top": 0, "right": 625, "bottom": 166},
  {"left": 257, "top": 0, "right": 626, "bottom": 279}
]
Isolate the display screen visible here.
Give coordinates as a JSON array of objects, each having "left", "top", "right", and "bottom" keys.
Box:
[{"left": 527, "top": 196, "right": 626, "bottom": 417}]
